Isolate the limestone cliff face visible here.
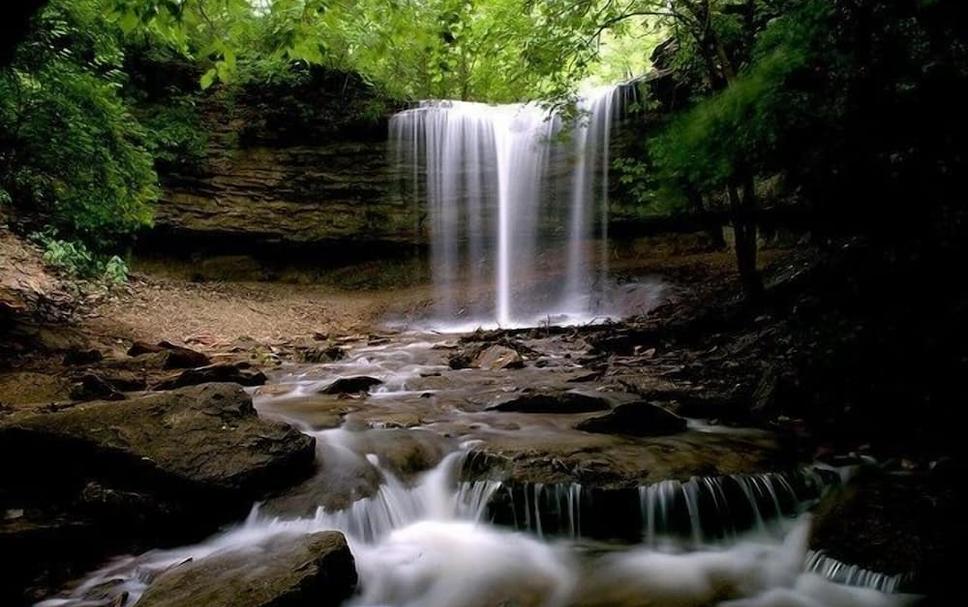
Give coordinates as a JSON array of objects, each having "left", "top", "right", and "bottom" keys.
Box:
[
  {"left": 158, "top": 140, "right": 420, "bottom": 244},
  {"left": 151, "top": 68, "right": 423, "bottom": 246}
]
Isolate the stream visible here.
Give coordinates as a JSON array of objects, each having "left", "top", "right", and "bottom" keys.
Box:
[{"left": 39, "top": 332, "right": 919, "bottom": 607}]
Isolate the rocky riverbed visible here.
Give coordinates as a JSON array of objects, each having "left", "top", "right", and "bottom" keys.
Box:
[{"left": 1, "top": 229, "right": 963, "bottom": 606}]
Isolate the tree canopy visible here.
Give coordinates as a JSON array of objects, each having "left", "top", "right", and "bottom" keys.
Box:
[{"left": 2, "top": 0, "right": 966, "bottom": 288}]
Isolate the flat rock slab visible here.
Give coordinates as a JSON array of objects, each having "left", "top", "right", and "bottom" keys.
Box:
[
  {"left": 135, "top": 531, "right": 357, "bottom": 607},
  {"left": 575, "top": 402, "right": 687, "bottom": 437},
  {"left": 0, "top": 383, "right": 314, "bottom": 498},
  {"left": 486, "top": 390, "right": 611, "bottom": 414}
]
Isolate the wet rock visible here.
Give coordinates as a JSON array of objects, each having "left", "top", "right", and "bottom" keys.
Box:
[
  {"left": 154, "top": 362, "right": 267, "bottom": 390},
  {"left": 69, "top": 372, "right": 126, "bottom": 402},
  {"left": 62, "top": 348, "right": 103, "bottom": 366},
  {"left": 352, "top": 429, "right": 452, "bottom": 479},
  {"left": 447, "top": 350, "right": 476, "bottom": 370},
  {"left": 319, "top": 375, "right": 383, "bottom": 395},
  {"left": 575, "top": 402, "right": 687, "bottom": 437},
  {"left": 474, "top": 345, "right": 525, "bottom": 370},
  {"left": 0, "top": 383, "right": 315, "bottom": 499},
  {"left": 301, "top": 345, "right": 345, "bottom": 364},
  {"left": 135, "top": 531, "right": 357, "bottom": 607},
  {"left": 0, "top": 384, "right": 316, "bottom": 605},
  {"left": 128, "top": 341, "right": 212, "bottom": 369},
  {"left": 486, "top": 389, "right": 611, "bottom": 414}
]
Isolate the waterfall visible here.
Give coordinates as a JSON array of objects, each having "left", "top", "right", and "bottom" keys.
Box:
[
  {"left": 390, "top": 87, "right": 625, "bottom": 329},
  {"left": 482, "top": 468, "right": 834, "bottom": 544},
  {"left": 563, "top": 87, "right": 621, "bottom": 316}
]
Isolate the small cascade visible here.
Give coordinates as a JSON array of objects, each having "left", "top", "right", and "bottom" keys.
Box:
[
  {"left": 40, "top": 447, "right": 914, "bottom": 607},
  {"left": 279, "top": 450, "right": 502, "bottom": 544},
  {"left": 390, "top": 87, "right": 627, "bottom": 329},
  {"left": 806, "top": 551, "right": 911, "bottom": 594},
  {"left": 478, "top": 468, "right": 834, "bottom": 543}
]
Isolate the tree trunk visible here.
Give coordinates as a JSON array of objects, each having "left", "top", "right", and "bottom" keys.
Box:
[
  {"left": 678, "top": 0, "right": 760, "bottom": 295},
  {"left": 728, "top": 173, "right": 763, "bottom": 300}
]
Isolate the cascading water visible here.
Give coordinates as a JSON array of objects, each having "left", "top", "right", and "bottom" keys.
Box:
[
  {"left": 43, "top": 441, "right": 917, "bottom": 607},
  {"left": 390, "top": 87, "right": 627, "bottom": 329},
  {"left": 479, "top": 468, "right": 832, "bottom": 545},
  {"left": 39, "top": 338, "right": 919, "bottom": 607}
]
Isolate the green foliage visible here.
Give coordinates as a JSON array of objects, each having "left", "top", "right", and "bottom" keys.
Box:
[
  {"left": 32, "top": 230, "right": 130, "bottom": 283},
  {"left": 106, "top": 0, "right": 637, "bottom": 104},
  {"left": 138, "top": 96, "right": 208, "bottom": 171},
  {"left": 0, "top": 0, "right": 158, "bottom": 250},
  {"left": 650, "top": 1, "right": 830, "bottom": 195}
]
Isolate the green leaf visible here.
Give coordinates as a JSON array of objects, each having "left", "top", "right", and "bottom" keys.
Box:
[{"left": 200, "top": 68, "right": 217, "bottom": 90}]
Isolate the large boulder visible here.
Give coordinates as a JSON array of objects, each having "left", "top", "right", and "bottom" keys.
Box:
[
  {"left": 575, "top": 402, "right": 687, "bottom": 437},
  {"left": 0, "top": 384, "right": 316, "bottom": 605},
  {"left": 486, "top": 389, "right": 611, "bottom": 414},
  {"left": 135, "top": 531, "right": 357, "bottom": 607},
  {"left": 0, "top": 383, "right": 314, "bottom": 499}
]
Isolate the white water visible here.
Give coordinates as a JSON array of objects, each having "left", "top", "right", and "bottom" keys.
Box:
[
  {"left": 390, "top": 87, "right": 628, "bottom": 330},
  {"left": 41, "top": 431, "right": 917, "bottom": 607}
]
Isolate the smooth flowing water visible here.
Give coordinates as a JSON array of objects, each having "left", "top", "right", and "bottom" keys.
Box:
[
  {"left": 41, "top": 335, "right": 918, "bottom": 607},
  {"left": 390, "top": 87, "right": 628, "bottom": 329},
  {"left": 39, "top": 434, "right": 913, "bottom": 607}
]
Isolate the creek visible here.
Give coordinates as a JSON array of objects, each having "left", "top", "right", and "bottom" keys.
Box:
[{"left": 40, "top": 332, "right": 916, "bottom": 607}]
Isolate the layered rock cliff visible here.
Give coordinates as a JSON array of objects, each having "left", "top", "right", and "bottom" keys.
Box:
[{"left": 148, "top": 67, "right": 422, "bottom": 248}]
